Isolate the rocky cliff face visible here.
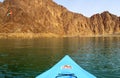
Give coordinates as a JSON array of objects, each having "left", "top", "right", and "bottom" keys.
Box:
[
  {"left": 90, "top": 11, "right": 120, "bottom": 35},
  {"left": 0, "top": 0, "right": 120, "bottom": 37}
]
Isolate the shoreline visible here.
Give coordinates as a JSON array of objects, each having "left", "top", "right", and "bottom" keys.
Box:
[{"left": 0, "top": 33, "right": 120, "bottom": 39}]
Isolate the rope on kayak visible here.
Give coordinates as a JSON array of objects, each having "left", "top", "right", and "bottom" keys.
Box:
[{"left": 55, "top": 73, "right": 77, "bottom": 78}]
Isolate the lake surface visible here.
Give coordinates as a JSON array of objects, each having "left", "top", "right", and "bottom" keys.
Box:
[{"left": 0, "top": 37, "right": 120, "bottom": 78}]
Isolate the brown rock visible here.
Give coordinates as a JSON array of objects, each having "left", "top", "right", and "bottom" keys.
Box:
[
  {"left": 0, "top": 0, "right": 120, "bottom": 37},
  {"left": 90, "top": 11, "right": 120, "bottom": 35}
]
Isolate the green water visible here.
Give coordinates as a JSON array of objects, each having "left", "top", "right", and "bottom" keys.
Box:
[{"left": 0, "top": 37, "right": 120, "bottom": 78}]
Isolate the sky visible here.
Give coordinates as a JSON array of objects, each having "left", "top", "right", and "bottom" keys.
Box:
[
  {"left": 53, "top": 0, "right": 120, "bottom": 17},
  {"left": 0, "top": 0, "right": 120, "bottom": 17},
  {"left": 0, "top": 0, "right": 3, "bottom": 2}
]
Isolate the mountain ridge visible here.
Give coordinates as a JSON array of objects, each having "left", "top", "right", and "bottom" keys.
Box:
[{"left": 0, "top": 0, "right": 120, "bottom": 38}]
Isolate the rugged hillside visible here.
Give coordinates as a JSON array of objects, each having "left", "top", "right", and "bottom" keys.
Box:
[
  {"left": 0, "top": 0, "right": 120, "bottom": 37},
  {"left": 90, "top": 11, "right": 120, "bottom": 35}
]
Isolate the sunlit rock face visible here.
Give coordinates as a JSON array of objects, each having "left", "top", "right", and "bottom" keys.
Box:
[
  {"left": 90, "top": 11, "right": 120, "bottom": 35},
  {"left": 0, "top": 0, "right": 119, "bottom": 36}
]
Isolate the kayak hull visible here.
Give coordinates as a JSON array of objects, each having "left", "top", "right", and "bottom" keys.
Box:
[{"left": 36, "top": 55, "right": 96, "bottom": 78}]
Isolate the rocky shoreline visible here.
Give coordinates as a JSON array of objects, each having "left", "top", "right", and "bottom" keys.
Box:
[
  {"left": 0, "top": 33, "right": 119, "bottom": 39},
  {"left": 0, "top": 0, "right": 120, "bottom": 36}
]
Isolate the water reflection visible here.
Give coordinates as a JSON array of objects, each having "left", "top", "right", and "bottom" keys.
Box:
[
  {"left": 72, "top": 37, "right": 120, "bottom": 78},
  {"left": 0, "top": 37, "right": 120, "bottom": 78}
]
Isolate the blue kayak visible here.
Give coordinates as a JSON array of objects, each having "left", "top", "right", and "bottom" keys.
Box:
[{"left": 36, "top": 55, "right": 96, "bottom": 78}]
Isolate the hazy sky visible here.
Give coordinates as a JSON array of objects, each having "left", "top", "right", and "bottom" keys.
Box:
[
  {"left": 0, "top": 0, "right": 120, "bottom": 17},
  {"left": 0, "top": 0, "right": 3, "bottom": 2},
  {"left": 53, "top": 0, "right": 120, "bottom": 17}
]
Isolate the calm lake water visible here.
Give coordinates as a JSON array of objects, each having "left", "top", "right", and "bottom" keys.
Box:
[{"left": 0, "top": 37, "right": 120, "bottom": 78}]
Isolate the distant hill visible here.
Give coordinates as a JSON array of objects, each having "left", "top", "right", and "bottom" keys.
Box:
[{"left": 0, "top": 0, "right": 120, "bottom": 38}]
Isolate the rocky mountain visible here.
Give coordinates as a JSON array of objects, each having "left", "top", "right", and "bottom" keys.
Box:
[
  {"left": 0, "top": 0, "right": 120, "bottom": 37},
  {"left": 90, "top": 11, "right": 120, "bottom": 35}
]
